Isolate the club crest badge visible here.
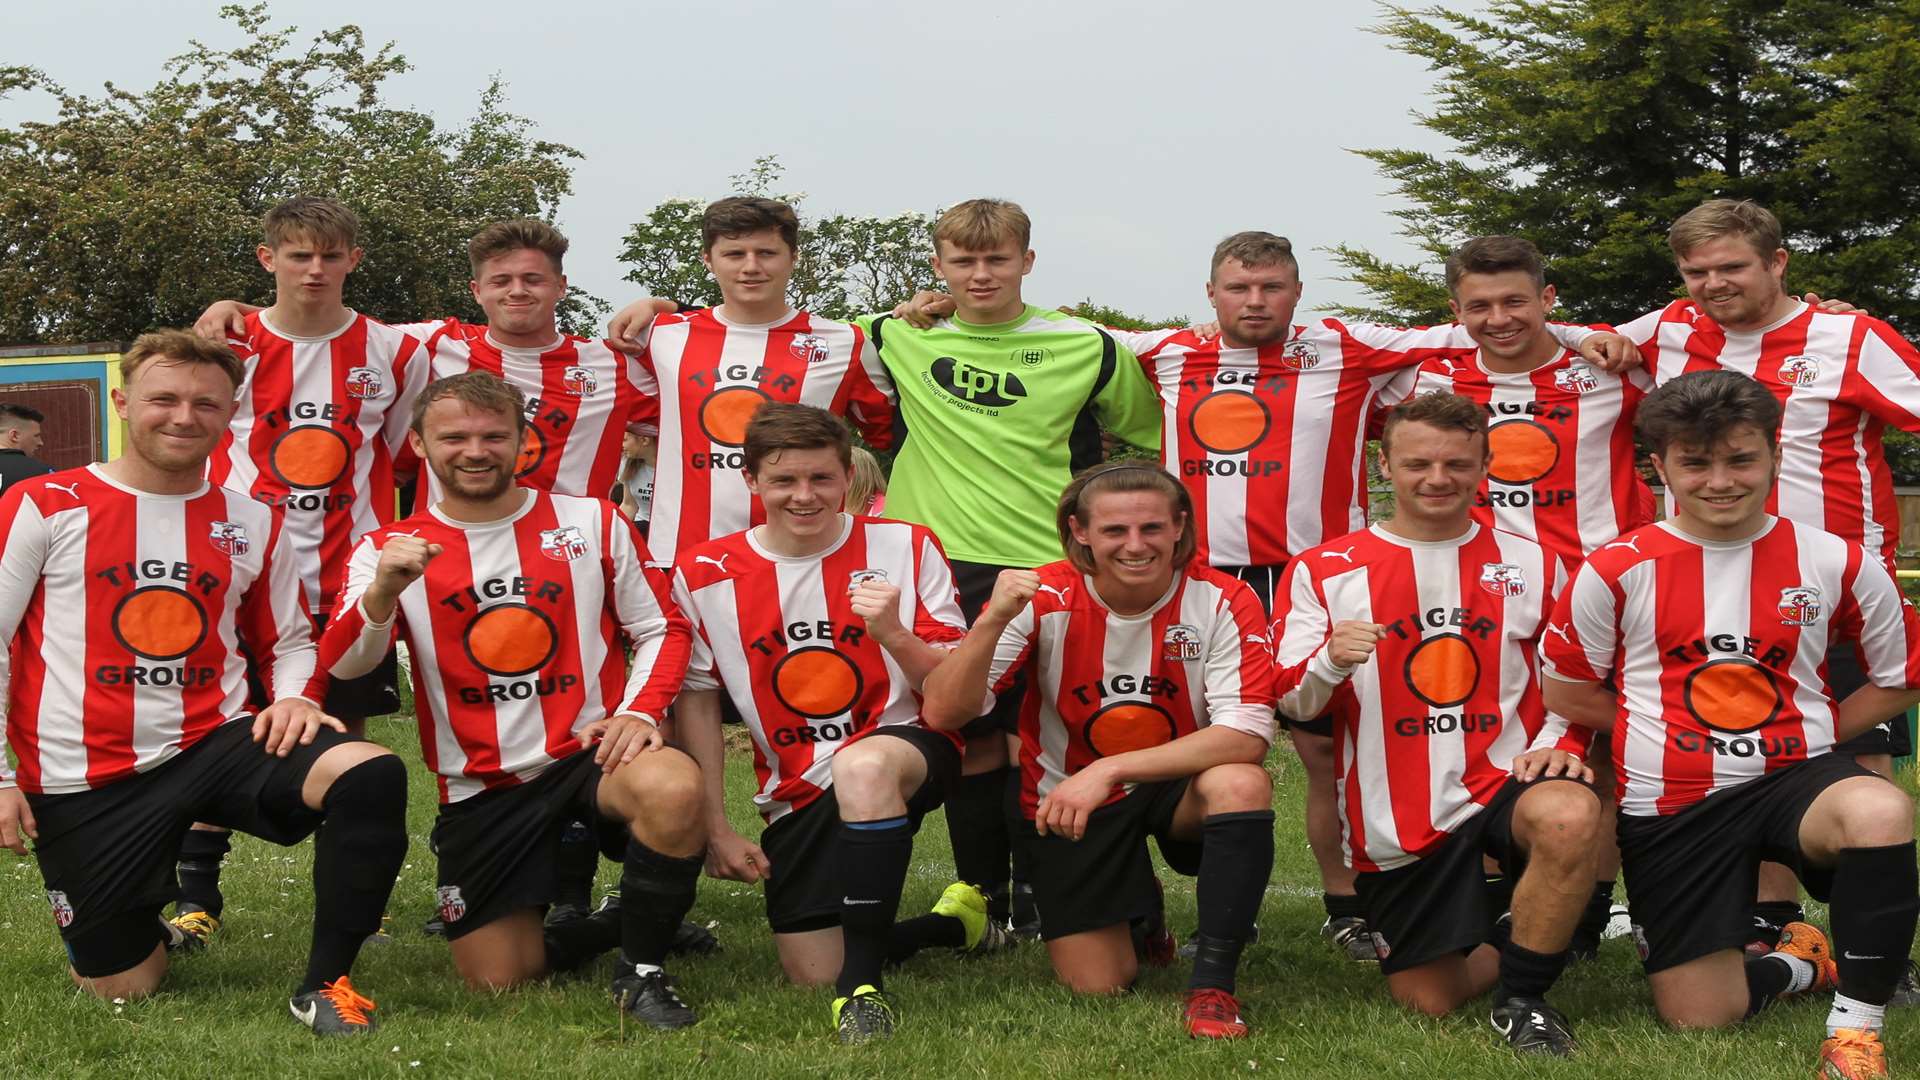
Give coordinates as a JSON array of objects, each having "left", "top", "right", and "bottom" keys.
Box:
[
  {"left": 562, "top": 365, "right": 598, "bottom": 397},
  {"left": 209, "top": 521, "right": 250, "bottom": 557},
  {"left": 789, "top": 334, "right": 830, "bottom": 364},
  {"left": 846, "top": 569, "right": 889, "bottom": 593},
  {"left": 540, "top": 525, "right": 589, "bottom": 563},
  {"left": 436, "top": 885, "right": 466, "bottom": 924},
  {"left": 1280, "top": 340, "right": 1320, "bottom": 371},
  {"left": 47, "top": 890, "right": 73, "bottom": 928},
  {"left": 1162, "top": 623, "right": 1203, "bottom": 662},
  {"left": 344, "top": 366, "right": 383, "bottom": 399},
  {"left": 1778, "top": 585, "right": 1822, "bottom": 626},
  {"left": 1479, "top": 562, "right": 1527, "bottom": 597},
  {"left": 1554, "top": 364, "right": 1598, "bottom": 394},
  {"left": 1779, "top": 355, "right": 1819, "bottom": 387}
]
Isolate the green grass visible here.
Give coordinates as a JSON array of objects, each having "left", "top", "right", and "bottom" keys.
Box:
[{"left": 0, "top": 717, "right": 1911, "bottom": 1078}]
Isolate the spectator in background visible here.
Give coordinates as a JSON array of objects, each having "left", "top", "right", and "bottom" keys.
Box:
[
  {"left": 612, "top": 424, "right": 658, "bottom": 533},
  {"left": 0, "top": 403, "right": 53, "bottom": 489},
  {"left": 847, "top": 446, "right": 886, "bottom": 516}
]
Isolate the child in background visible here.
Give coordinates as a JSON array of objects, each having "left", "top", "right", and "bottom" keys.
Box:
[{"left": 848, "top": 446, "right": 887, "bottom": 516}]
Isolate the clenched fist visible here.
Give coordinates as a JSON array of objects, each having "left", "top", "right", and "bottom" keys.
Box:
[
  {"left": 985, "top": 569, "right": 1041, "bottom": 622},
  {"left": 373, "top": 534, "right": 443, "bottom": 597},
  {"left": 1328, "top": 620, "right": 1387, "bottom": 669}
]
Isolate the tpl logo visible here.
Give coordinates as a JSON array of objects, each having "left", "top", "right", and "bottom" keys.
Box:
[{"left": 931, "top": 357, "right": 1027, "bottom": 408}]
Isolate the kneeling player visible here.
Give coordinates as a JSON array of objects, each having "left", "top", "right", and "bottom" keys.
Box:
[
  {"left": 673, "top": 404, "right": 992, "bottom": 1045},
  {"left": 1542, "top": 370, "right": 1920, "bottom": 1079},
  {"left": 320, "top": 372, "right": 707, "bottom": 1029},
  {"left": 923, "top": 462, "right": 1276, "bottom": 1039},
  {"left": 1273, "top": 391, "right": 1601, "bottom": 1056},
  {"left": 0, "top": 331, "right": 407, "bottom": 1035}
]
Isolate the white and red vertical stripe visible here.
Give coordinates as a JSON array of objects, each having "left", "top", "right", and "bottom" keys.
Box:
[
  {"left": 209, "top": 311, "right": 428, "bottom": 614},
  {"left": 983, "top": 560, "right": 1277, "bottom": 817},
  {"left": 1272, "top": 524, "right": 1584, "bottom": 871},
  {"left": 0, "top": 467, "right": 322, "bottom": 794},
  {"left": 636, "top": 308, "right": 895, "bottom": 566},
  {"left": 321, "top": 489, "right": 690, "bottom": 804},
  {"left": 671, "top": 515, "right": 966, "bottom": 823},
  {"left": 1541, "top": 517, "right": 1920, "bottom": 817},
  {"left": 1619, "top": 301, "right": 1920, "bottom": 571},
  {"left": 1412, "top": 349, "right": 1656, "bottom": 566}
]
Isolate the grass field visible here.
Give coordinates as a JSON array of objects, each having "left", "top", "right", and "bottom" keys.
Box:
[{"left": 0, "top": 716, "right": 1912, "bottom": 1079}]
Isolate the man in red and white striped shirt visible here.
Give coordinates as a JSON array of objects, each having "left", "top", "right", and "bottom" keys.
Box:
[
  {"left": 1272, "top": 391, "right": 1601, "bottom": 1057},
  {"left": 1541, "top": 370, "right": 1920, "bottom": 1076},
  {"left": 0, "top": 331, "right": 407, "bottom": 1036},
  {"left": 318, "top": 371, "right": 706, "bottom": 1030},
  {"left": 923, "top": 463, "right": 1277, "bottom": 1041},
  {"left": 672, "top": 404, "right": 984, "bottom": 1045}
]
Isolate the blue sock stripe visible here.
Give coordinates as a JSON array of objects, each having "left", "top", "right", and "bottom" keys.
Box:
[{"left": 846, "top": 816, "right": 910, "bottom": 831}]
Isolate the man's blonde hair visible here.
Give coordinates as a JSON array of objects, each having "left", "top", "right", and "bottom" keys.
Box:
[
  {"left": 120, "top": 329, "right": 246, "bottom": 390},
  {"left": 262, "top": 196, "right": 360, "bottom": 251},
  {"left": 932, "top": 198, "right": 1030, "bottom": 253},
  {"left": 1668, "top": 199, "right": 1784, "bottom": 260}
]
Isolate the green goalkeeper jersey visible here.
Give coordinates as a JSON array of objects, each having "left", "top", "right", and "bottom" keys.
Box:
[{"left": 856, "top": 305, "right": 1161, "bottom": 567}]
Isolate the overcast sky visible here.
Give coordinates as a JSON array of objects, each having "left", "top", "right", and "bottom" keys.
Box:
[{"left": 3, "top": 0, "right": 1479, "bottom": 326}]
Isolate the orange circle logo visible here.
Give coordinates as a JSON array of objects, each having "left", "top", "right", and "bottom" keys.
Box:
[
  {"left": 1404, "top": 633, "right": 1480, "bottom": 709},
  {"left": 772, "top": 646, "right": 863, "bottom": 719},
  {"left": 112, "top": 586, "right": 209, "bottom": 661},
  {"left": 1486, "top": 419, "right": 1559, "bottom": 486},
  {"left": 1188, "top": 390, "right": 1271, "bottom": 455},
  {"left": 699, "top": 386, "right": 772, "bottom": 447},
  {"left": 462, "top": 604, "right": 558, "bottom": 677},
  {"left": 268, "top": 426, "right": 351, "bottom": 490},
  {"left": 515, "top": 427, "right": 546, "bottom": 478},
  {"left": 1683, "top": 658, "right": 1781, "bottom": 734},
  {"left": 1084, "top": 701, "right": 1178, "bottom": 756}
]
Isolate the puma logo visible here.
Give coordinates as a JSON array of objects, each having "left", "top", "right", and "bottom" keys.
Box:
[
  {"left": 1037, "top": 584, "right": 1071, "bottom": 603},
  {"left": 1321, "top": 547, "right": 1355, "bottom": 563},
  {"left": 1602, "top": 535, "right": 1641, "bottom": 554},
  {"left": 45, "top": 482, "right": 78, "bottom": 499},
  {"left": 1544, "top": 623, "right": 1573, "bottom": 645},
  {"left": 695, "top": 554, "right": 730, "bottom": 573}
]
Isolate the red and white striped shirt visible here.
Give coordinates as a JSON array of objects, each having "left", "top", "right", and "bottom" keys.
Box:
[
  {"left": 983, "top": 561, "right": 1276, "bottom": 817},
  {"left": 1408, "top": 349, "right": 1657, "bottom": 566},
  {"left": 417, "top": 320, "right": 652, "bottom": 501},
  {"left": 671, "top": 515, "right": 967, "bottom": 823},
  {"left": 210, "top": 310, "right": 429, "bottom": 614},
  {"left": 636, "top": 308, "right": 895, "bottom": 566},
  {"left": 0, "top": 467, "right": 322, "bottom": 794},
  {"left": 320, "top": 489, "right": 690, "bottom": 804},
  {"left": 1272, "top": 524, "right": 1584, "bottom": 871},
  {"left": 1541, "top": 517, "right": 1920, "bottom": 817},
  {"left": 1617, "top": 301, "right": 1920, "bottom": 571}
]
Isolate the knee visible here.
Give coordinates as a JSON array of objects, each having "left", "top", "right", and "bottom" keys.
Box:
[
  {"left": 1656, "top": 999, "right": 1744, "bottom": 1030},
  {"left": 72, "top": 964, "right": 165, "bottom": 1001},
  {"left": 457, "top": 959, "right": 537, "bottom": 992},
  {"left": 1058, "top": 967, "right": 1134, "bottom": 996},
  {"left": 1517, "top": 785, "right": 1601, "bottom": 855},
  {"left": 1838, "top": 783, "right": 1915, "bottom": 847},
  {"left": 623, "top": 749, "right": 702, "bottom": 814},
  {"left": 1196, "top": 763, "right": 1272, "bottom": 813},
  {"left": 322, "top": 749, "right": 407, "bottom": 813},
  {"left": 1294, "top": 734, "right": 1335, "bottom": 772},
  {"left": 829, "top": 745, "right": 894, "bottom": 802},
  {"left": 1390, "top": 984, "right": 1462, "bottom": 1018}
]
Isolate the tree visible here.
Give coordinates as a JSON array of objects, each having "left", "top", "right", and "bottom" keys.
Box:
[
  {"left": 618, "top": 156, "right": 942, "bottom": 320},
  {"left": 0, "top": 3, "right": 600, "bottom": 344},
  {"left": 1331, "top": 1, "right": 1920, "bottom": 330}
]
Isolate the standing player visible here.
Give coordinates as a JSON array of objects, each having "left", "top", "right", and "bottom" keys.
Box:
[
  {"left": 922, "top": 463, "right": 1276, "bottom": 1040},
  {"left": 672, "top": 404, "right": 989, "bottom": 1044},
  {"left": 1542, "top": 370, "right": 1920, "bottom": 1079},
  {"left": 1271, "top": 392, "right": 1602, "bottom": 1056},
  {"left": 319, "top": 372, "right": 706, "bottom": 1027},
  {"left": 0, "top": 402, "right": 53, "bottom": 488},
  {"left": 0, "top": 330, "right": 408, "bottom": 1035},
  {"left": 178, "top": 196, "right": 429, "bottom": 946},
  {"left": 1612, "top": 199, "right": 1920, "bottom": 951}
]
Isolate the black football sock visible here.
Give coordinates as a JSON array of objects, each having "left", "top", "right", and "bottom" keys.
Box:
[
  {"left": 835, "top": 817, "right": 915, "bottom": 996},
  {"left": 176, "top": 827, "right": 232, "bottom": 919},
  {"left": 1483, "top": 873, "right": 1516, "bottom": 917},
  {"left": 887, "top": 913, "right": 968, "bottom": 964},
  {"left": 1830, "top": 841, "right": 1920, "bottom": 1007},
  {"left": 1323, "top": 891, "right": 1365, "bottom": 922},
  {"left": 553, "top": 818, "right": 598, "bottom": 912},
  {"left": 947, "top": 768, "right": 1012, "bottom": 921},
  {"left": 543, "top": 898, "right": 620, "bottom": 972},
  {"left": 300, "top": 755, "right": 408, "bottom": 995},
  {"left": 1004, "top": 766, "right": 1036, "bottom": 926},
  {"left": 1496, "top": 940, "right": 1571, "bottom": 1002},
  {"left": 1570, "top": 880, "right": 1616, "bottom": 955},
  {"left": 1750, "top": 899, "right": 1804, "bottom": 950},
  {"left": 618, "top": 837, "right": 702, "bottom": 971},
  {"left": 1190, "top": 810, "right": 1274, "bottom": 992},
  {"left": 1745, "top": 952, "right": 1809, "bottom": 1017}
]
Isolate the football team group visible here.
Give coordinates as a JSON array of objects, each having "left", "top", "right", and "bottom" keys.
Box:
[{"left": 0, "top": 187, "right": 1917, "bottom": 1078}]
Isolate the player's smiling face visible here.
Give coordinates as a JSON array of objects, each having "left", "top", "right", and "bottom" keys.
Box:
[
  {"left": 1380, "top": 419, "right": 1488, "bottom": 537},
  {"left": 1070, "top": 489, "right": 1184, "bottom": 599},
  {"left": 115, "top": 357, "right": 239, "bottom": 476},
  {"left": 1450, "top": 270, "right": 1559, "bottom": 371},
  {"left": 703, "top": 228, "right": 795, "bottom": 314},
  {"left": 257, "top": 230, "right": 361, "bottom": 308},
  {"left": 471, "top": 248, "right": 566, "bottom": 342},
  {"left": 932, "top": 238, "right": 1034, "bottom": 323},
  {"left": 747, "top": 446, "right": 850, "bottom": 550},
  {"left": 1676, "top": 235, "right": 1791, "bottom": 331},
  {"left": 413, "top": 397, "right": 523, "bottom": 504},
  {"left": 1652, "top": 423, "right": 1779, "bottom": 540},
  {"left": 1206, "top": 257, "right": 1301, "bottom": 349}
]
